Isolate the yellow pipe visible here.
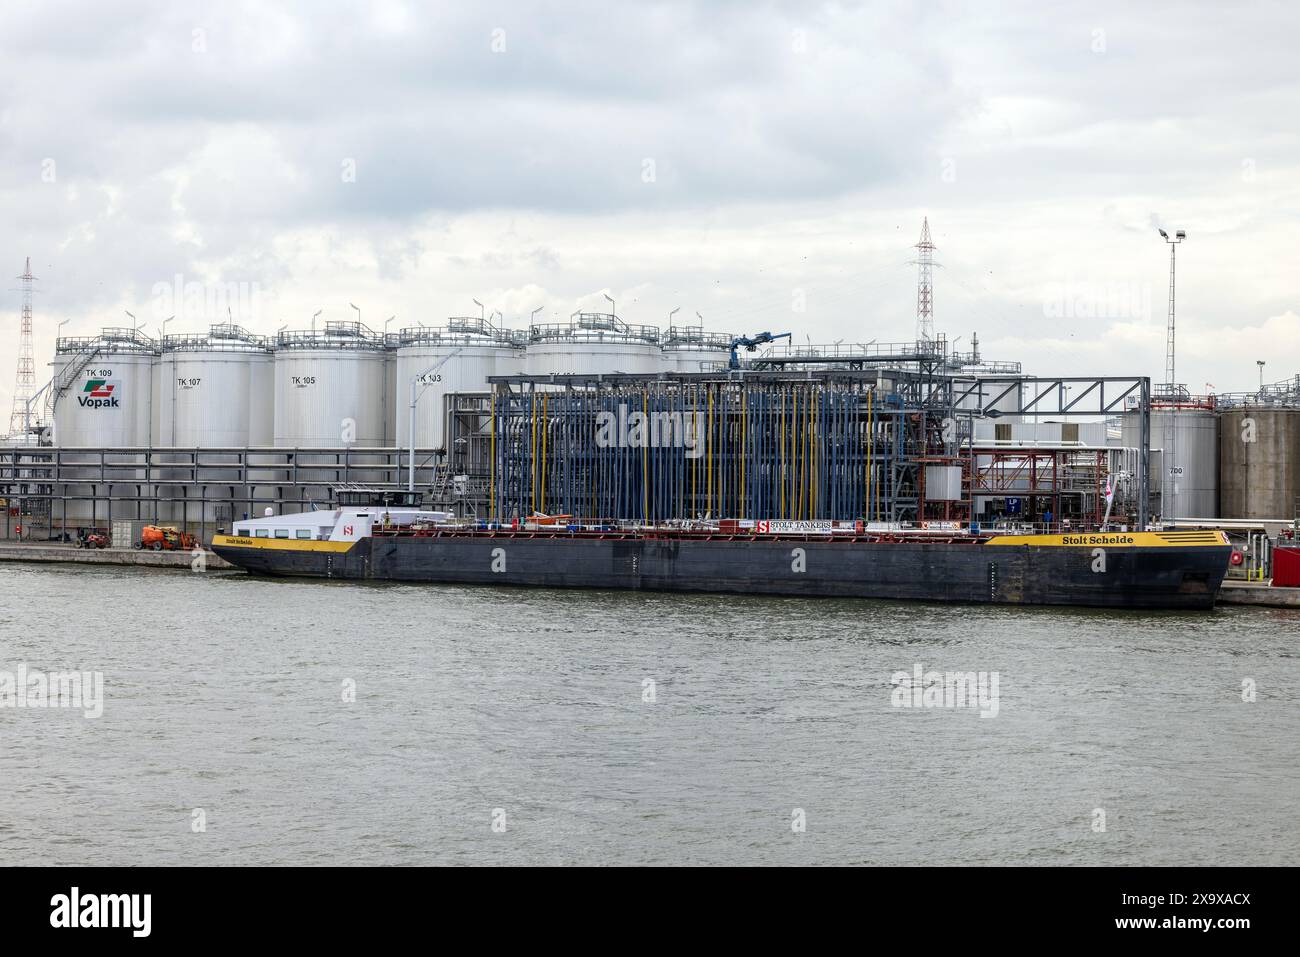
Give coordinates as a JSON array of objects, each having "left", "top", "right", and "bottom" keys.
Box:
[{"left": 530, "top": 391, "right": 538, "bottom": 516}]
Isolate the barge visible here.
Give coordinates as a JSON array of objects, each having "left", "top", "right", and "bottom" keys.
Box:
[{"left": 210, "top": 489, "right": 1233, "bottom": 610}]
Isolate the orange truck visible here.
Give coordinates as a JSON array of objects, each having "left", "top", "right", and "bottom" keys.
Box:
[{"left": 135, "top": 525, "right": 199, "bottom": 551}]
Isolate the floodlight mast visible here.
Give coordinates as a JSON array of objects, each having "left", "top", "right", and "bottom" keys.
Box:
[{"left": 1158, "top": 227, "right": 1186, "bottom": 523}]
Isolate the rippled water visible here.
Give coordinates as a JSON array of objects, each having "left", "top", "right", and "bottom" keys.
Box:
[{"left": 0, "top": 561, "right": 1296, "bottom": 866}]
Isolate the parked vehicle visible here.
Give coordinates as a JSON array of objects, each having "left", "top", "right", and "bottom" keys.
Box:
[
  {"left": 76, "top": 531, "right": 110, "bottom": 549},
  {"left": 135, "top": 525, "right": 198, "bottom": 551}
]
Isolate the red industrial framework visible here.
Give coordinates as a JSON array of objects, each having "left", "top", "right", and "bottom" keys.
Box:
[{"left": 970, "top": 448, "right": 1110, "bottom": 527}]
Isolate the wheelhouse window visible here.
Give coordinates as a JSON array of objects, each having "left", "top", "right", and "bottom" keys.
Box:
[{"left": 335, "top": 489, "right": 423, "bottom": 508}]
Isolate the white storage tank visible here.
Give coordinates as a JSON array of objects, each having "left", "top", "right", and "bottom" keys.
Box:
[
  {"left": 1122, "top": 404, "right": 1219, "bottom": 520},
  {"left": 151, "top": 324, "right": 273, "bottom": 527},
  {"left": 156, "top": 323, "right": 273, "bottom": 446},
  {"left": 274, "top": 321, "right": 388, "bottom": 446},
  {"left": 47, "top": 327, "right": 157, "bottom": 527},
  {"left": 396, "top": 319, "right": 524, "bottom": 450},
  {"left": 49, "top": 327, "right": 156, "bottom": 447},
  {"left": 274, "top": 321, "right": 389, "bottom": 484},
  {"left": 662, "top": 326, "right": 732, "bottom": 373},
  {"left": 525, "top": 313, "right": 662, "bottom": 378}
]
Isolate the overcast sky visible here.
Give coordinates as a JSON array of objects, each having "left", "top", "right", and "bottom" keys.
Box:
[{"left": 2, "top": 0, "right": 1298, "bottom": 419}]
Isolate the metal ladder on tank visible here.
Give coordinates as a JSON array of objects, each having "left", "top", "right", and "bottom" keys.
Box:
[{"left": 44, "top": 346, "right": 104, "bottom": 422}]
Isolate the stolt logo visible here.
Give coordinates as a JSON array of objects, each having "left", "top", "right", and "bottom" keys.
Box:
[{"left": 78, "top": 379, "right": 121, "bottom": 408}]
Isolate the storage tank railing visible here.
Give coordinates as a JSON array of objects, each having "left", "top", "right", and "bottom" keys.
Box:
[
  {"left": 663, "top": 325, "right": 733, "bottom": 350},
  {"left": 1216, "top": 373, "right": 1300, "bottom": 409},
  {"left": 1151, "top": 393, "right": 1217, "bottom": 411},
  {"left": 98, "top": 327, "right": 158, "bottom": 350},
  {"left": 276, "top": 321, "right": 386, "bottom": 351},
  {"left": 575, "top": 311, "right": 627, "bottom": 333},
  {"left": 163, "top": 324, "right": 271, "bottom": 353},
  {"left": 50, "top": 330, "right": 159, "bottom": 416},
  {"left": 530, "top": 319, "right": 660, "bottom": 344},
  {"left": 446, "top": 315, "right": 512, "bottom": 339},
  {"left": 396, "top": 325, "right": 521, "bottom": 348},
  {"left": 760, "top": 338, "right": 945, "bottom": 362},
  {"left": 56, "top": 328, "right": 158, "bottom": 355}
]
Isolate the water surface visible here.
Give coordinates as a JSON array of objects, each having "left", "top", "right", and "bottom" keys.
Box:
[{"left": 0, "top": 562, "right": 1295, "bottom": 865}]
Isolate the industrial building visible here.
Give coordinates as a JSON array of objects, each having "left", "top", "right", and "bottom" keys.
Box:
[
  {"left": 3, "top": 221, "right": 1298, "bottom": 568},
  {"left": 4, "top": 314, "right": 1299, "bottom": 545},
  {"left": 0, "top": 309, "right": 749, "bottom": 534}
]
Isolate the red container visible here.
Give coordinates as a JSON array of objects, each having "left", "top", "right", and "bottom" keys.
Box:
[{"left": 1272, "top": 547, "right": 1300, "bottom": 588}]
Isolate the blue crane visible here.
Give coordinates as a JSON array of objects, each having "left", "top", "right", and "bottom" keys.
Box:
[{"left": 728, "top": 331, "right": 791, "bottom": 370}]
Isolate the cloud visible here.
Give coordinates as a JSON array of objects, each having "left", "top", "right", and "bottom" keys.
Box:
[{"left": 1, "top": 0, "right": 1298, "bottom": 422}]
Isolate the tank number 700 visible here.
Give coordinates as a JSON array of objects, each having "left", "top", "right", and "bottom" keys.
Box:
[{"left": 291, "top": 376, "right": 316, "bottom": 386}]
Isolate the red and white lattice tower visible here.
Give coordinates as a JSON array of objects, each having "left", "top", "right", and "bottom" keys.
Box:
[
  {"left": 7, "top": 258, "right": 37, "bottom": 440},
  {"left": 914, "top": 218, "right": 936, "bottom": 343}
]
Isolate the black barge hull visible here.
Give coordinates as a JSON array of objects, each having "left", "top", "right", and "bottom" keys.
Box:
[{"left": 211, "top": 533, "right": 1232, "bottom": 610}]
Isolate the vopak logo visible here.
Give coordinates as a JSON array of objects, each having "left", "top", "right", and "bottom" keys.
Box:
[{"left": 78, "top": 379, "right": 121, "bottom": 408}]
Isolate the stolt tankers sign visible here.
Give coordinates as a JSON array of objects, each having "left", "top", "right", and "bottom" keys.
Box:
[{"left": 77, "top": 378, "right": 121, "bottom": 408}]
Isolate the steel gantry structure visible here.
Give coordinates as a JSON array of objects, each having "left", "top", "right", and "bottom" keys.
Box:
[{"left": 462, "top": 368, "right": 1152, "bottom": 529}]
